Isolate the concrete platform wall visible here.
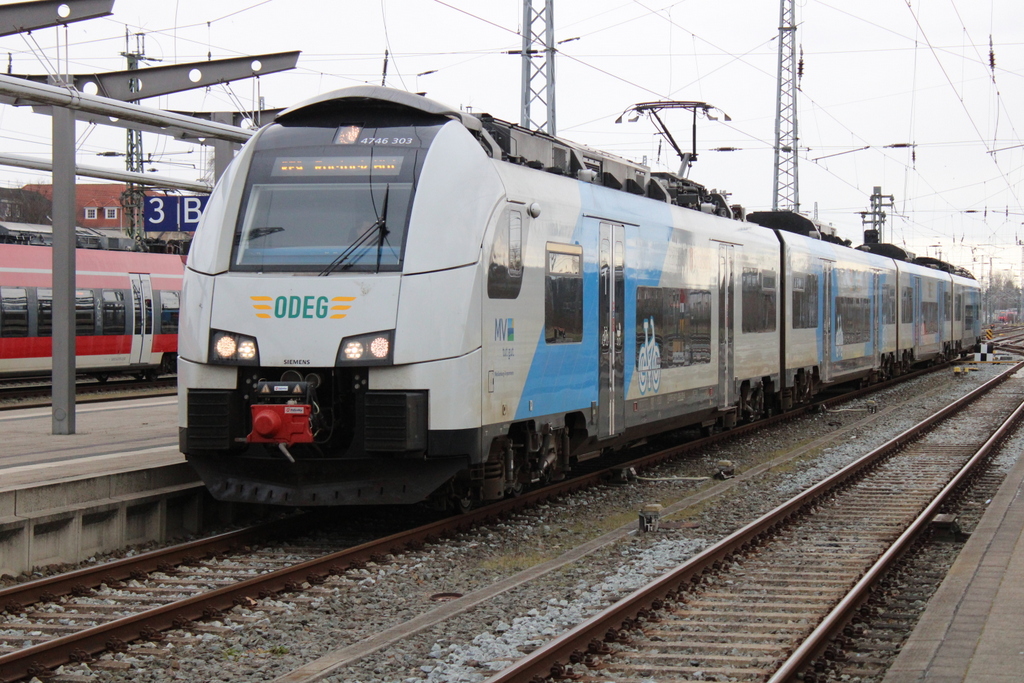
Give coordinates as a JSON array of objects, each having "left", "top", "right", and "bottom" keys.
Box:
[{"left": 0, "top": 464, "right": 222, "bottom": 576}]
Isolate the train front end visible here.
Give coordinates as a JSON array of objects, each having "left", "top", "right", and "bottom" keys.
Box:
[{"left": 178, "top": 87, "right": 501, "bottom": 506}]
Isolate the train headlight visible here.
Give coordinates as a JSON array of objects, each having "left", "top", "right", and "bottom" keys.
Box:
[
  {"left": 337, "top": 330, "right": 394, "bottom": 366},
  {"left": 238, "top": 340, "right": 257, "bottom": 361},
  {"left": 370, "top": 336, "right": 389, "bottom": 359},
  {"left": 209, "top": 330, "right": 260, "bottom": 366},
  {"left": 343, "top": 341, "right": 364, "bottom": 360},
  {"left": 214, "top": 335, "right": 237, "bottom": 358}
]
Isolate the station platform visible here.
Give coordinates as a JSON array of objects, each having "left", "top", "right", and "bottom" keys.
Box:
[
  {"left": 0, "top": 396, "right": 183, "bottom": 487},
  {"left": 882, "top": 445, "right": 1024, "bottom": 682},
  {"left": 0, "top": 397, "right": 208, "bottom": 576}
]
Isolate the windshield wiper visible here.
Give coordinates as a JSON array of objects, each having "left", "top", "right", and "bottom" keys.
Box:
[
  {"left": 373, "top": 185, "right": 391, "bottom": 273},
  {"left": 247, "top": 226, "right": 285, "bottom": 241},
  {"left": 318, "top": 185, "right": 390, "bottom": 277}
]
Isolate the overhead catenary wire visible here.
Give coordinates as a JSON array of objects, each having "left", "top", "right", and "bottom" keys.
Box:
[
  {"left": 379, "top": 0, "right": 407, "bottom": 90},
  {"left": 903, "top": 0, "right": 1022, "bottom": 217},
  {"left": 0, "top": 0, "right": 1019, "bottom": 260}
]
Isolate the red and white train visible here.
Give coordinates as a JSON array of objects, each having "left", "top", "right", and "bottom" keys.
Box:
[{"left": 0, "top": 244, "right": 183, "bottom": 380}]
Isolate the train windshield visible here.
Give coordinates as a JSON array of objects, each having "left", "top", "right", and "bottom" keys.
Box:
[{"left": 231, "top": 115, "right": 444, "bottom": 272}]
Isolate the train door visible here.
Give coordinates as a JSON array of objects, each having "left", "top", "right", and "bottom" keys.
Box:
[
  {"left": 129, "top": 273, "right": 154, "bottom": 365},
  {"left": 597, "top": 222, "right": 625, "bottom": 439},
  {"left": 912, "top": 275, "right": 922, "bottom": 349},
  {"left": 821, "top": 260, "right": 833, "bottom": 382},
  {"left": 717, "top": 243, "right": 734, "bottom": 409},
  {"left": 872, "top": 270, "right": 882, "bottom": 367}
]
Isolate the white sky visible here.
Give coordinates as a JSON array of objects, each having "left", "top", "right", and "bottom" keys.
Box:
[{"left": 1, "top": 0, "right": 1022, "bottom": 279}]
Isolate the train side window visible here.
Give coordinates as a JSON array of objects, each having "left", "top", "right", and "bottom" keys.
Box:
[
  {"left": 487, "top": 209, "right": 524, "bottom": 299},
  {"left": 636, "top": 286, "right": 711, "bottom": 366},
  {"left": 836, "top": 296, "right": 870, "bottom": 344},
  {"left": 509, "top": 212, "right": 523, "bottom": 277},
  {"left": 882, "top": 284, "right": 896, "bottom": 325},
  {"left": 922, "top": 301, "right": 939, "bottom": 334},
  {"left": 791, "top": 273, "right": 818, "bottom": 329},
  {"left": 159, "top": 290, "right": 180, "bottom": 334},
  {"left": 901, "top": 286, "right": 913, "bottom": 323},
  {"left": 955, "top": 293, "right": 963, "bottom": 322},
  {"left": 0, "top": 287, "right": 29, "bottom": 337},
  {"left": 37, "top": 288, "right": 52, "bottom": 337},
  {"left": 76, "top": 290, "right": 95, "bottom": 335},
  {"left": 741, "top": 268, "right": 777, "bottom": 333},
  {"left": 687, "top": 290, "right": 712, "bottom": 363},
  {"left": 30, "top": 289, "right": 95, "bottom": 336},
  {"left": 102, "top": 290, "right": 126, "bottom": 335},
  {"left": 545, "top": 243, "right": 583, "bottom": 343}
]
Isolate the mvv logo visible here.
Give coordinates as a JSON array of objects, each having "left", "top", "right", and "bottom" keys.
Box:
[{"left": 494, "top": 317, "right": 514, "bottom": 342}]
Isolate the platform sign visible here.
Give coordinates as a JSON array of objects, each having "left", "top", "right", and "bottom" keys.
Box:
[{"left": 144, "top": 195, "right": 209, "bottom": 232}]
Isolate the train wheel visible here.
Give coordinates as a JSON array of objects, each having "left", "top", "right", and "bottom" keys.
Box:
[
  {"left": 452, "top": 495, "right": 474, "bottom": 514},
  {"left": 95, "top": 373, "right": 109, "bottom": 384}
]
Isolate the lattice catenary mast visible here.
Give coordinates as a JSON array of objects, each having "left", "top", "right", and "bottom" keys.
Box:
[
  {"left": 772, "top": 0, "right": 799, "bottom": 212},
  {"left": 121, "top": 30, "right": 158, "bottom": 240},
  {"left": 519, "top": 0, "right": 556, "bottom": 135}
]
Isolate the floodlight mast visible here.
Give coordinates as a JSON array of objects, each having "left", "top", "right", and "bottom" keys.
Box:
[{"left": 615, "top": 101, "right": 731, "bottom": 177}]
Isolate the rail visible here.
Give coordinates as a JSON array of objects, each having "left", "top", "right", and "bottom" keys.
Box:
[
  {"left": 0, "top": 361, "right": 969, "bottom": 681},
  {"left": 481, "top": 360, "right": 1024, "bottom": 683}
]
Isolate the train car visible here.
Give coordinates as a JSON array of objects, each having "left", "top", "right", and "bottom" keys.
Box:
[
  {"left": 751, "top": 213, "right": 902, "bottom": 408},
  {"left": 0, "top": 244, "right": 183, "bottom": 379},
  {"left": 177, "top": 85, "right": 980, "bottom": 509},
  {"left": 952, "top": 269, "right": 982, "bottom": 351},
  {"left": 894, "top": 260, "right": 949, "bottom": 366}
]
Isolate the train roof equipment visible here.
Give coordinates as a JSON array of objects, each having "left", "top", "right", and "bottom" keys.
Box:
[
  {"left": 270, "top": 87, "right": 976, "bottom": 280},
  {"left": 746, "top": 210, "right": 851, "bottom": 247},
  {"left": 272, "top": 87, "right": 742, "bottom": 221}
]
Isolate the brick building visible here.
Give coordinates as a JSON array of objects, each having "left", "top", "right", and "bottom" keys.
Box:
[{"left": 21, "top": 182, "right": 133, "bottom": 230}]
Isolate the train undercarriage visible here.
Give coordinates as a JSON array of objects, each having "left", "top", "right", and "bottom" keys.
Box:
[{"left": 184, "top": 338, "right": 976, "bottom": 511}]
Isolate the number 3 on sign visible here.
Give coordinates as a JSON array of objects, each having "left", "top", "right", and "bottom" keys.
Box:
[{"left": 148, "top": 197, "right": 165, "bottom": 225}]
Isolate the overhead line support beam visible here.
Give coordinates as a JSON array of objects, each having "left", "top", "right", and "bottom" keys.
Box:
[
  {"left": 0, "top": 73, "right": 253, "bottom": 143},
  {"left": 0, "top": 152, "right": 212, "bottom": 193},
  {"left": 0, "top": 0, "right": 113, "bottom": 37}
]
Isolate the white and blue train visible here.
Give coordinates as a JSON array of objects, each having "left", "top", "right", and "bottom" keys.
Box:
[{"left": 177, "top": 86, "right": 981, "bottom": 508}]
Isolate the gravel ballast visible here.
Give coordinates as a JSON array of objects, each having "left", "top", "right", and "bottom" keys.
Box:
[{"left": 39, "top": 363, "right": 1022, "bottom": 683}]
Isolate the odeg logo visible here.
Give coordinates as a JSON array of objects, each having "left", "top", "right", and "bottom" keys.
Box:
[{"left": 251, "top": 295, "right": 355, "bottom": 319}]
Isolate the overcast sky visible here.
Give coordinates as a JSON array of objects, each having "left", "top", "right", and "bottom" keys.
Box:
[{"left": 1, "top": 0, "right": 1021, "bottom": 279}]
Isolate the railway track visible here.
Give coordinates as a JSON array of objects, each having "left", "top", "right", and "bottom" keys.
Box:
[
  {"left": 482, "top": 360, "right": 1024, "bottom": 683},
  {"left": 822, "top": 462, "right": 1011, "bottom": 681},
  {"left": 0, "top": 361, "right": 989, "bottom": 682},
  {"left": 0, "top": 376, "right": 176, "bottom": 407}
]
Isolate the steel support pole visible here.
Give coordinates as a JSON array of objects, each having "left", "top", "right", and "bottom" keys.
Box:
[
  {"left": 212, "top": 111, "right": 236, "bottom": 181},
  {"left": 51, "top": 105, "right": 77, "bottom": 435}
]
